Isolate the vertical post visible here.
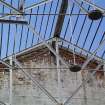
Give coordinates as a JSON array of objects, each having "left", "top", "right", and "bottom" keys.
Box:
[
  {"left": 9, "top": 56, "right": 12, "bottom": 105},
  {"left": 81, "top": 71, "right": 87, "bottom": 105},
  {"left": 103, "top": 62, "right": 105, "bottom": 88},
  {"left": 16, "top": 0, "right": 24, "bottom": 20},
  {"left": 56, "top": 38, "right": 62, "bottom": 103},
  {"left": 104, "top": 62, "right": 105, "bottom": 72}
]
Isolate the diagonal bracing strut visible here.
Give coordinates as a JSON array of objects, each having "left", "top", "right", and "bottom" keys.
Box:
[
  {"left": 27, "top": 24, "right": 70, "bottom": 69},
  {"left": 13, "top": 58, "right": 60, "bottom": 105},
  {"left": 63, "top": 38, "right": 105, "bottom": 105},
  {"left": 0, "top": 58, "right": 60, "bottom": 105},
  {"left": 0, "top": 0, "right": 53, "bottom": 19},
  {"left": 64, "top": 64, "right": 103, "bottom": 105},
  {"left": 0, "top": 0, "right": 22, "bottom": 14}
]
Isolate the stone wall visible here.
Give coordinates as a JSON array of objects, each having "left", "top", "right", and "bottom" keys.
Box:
[{"left": 0, "top": 57, "right": 105, "bottom": 105}]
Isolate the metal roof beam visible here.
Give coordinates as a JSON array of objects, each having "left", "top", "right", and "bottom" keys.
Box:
[
  {"left": 0, "top": 0, "right": 21, "bottom": 14},
  {"left": 60, "top": 37, "right": 105, "bottom": 63},
  {"left": 73, "top": 0, "right": 88, "bottom": 13},
  {"left": 0, "top": 0, "right": 53, "bottom": 19},
  {"left": 80, "top": 0, "right": 105, "bottom": 13},
  {"left": 27, "top": 24, "right": 70, "bottom": 68},
  {"left": 25, "top": 0, "right": 53, "bottom": 11},
  {"left": 54, "top": 0, "right": 68, "bottom": 37},
  {"left": 0, "top": 19, "right": 28, "bottom": 25}
]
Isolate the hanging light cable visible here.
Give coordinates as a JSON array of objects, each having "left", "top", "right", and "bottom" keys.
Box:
[
  {"left": 69, "top": 0, "right": 81, "bottom": 72},
  {"left": 69, "top": 1, "right": 76, "bottom": 65}
]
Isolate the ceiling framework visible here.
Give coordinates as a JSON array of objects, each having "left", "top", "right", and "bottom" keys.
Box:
[
  {"left": 0, "top": 0, "right": 105, "bottom": 105},
  {"left": 0, "top": 0, "right": 104, "bottom": 60}
]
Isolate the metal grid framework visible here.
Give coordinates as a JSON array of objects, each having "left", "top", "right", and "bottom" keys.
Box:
[
  {"left": 0, "top": 0, "right": 105, "bottom": 105},
  {"left": 0, "top": 0, "right": 104, "bottom": 60}
]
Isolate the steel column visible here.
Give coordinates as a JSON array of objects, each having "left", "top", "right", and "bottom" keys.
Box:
[
  {"left": 56, "top": 39, "right": 62, "bottom": 103},
  {"left": 9, "top": 56, "right": 12, "bottom": 105}
]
